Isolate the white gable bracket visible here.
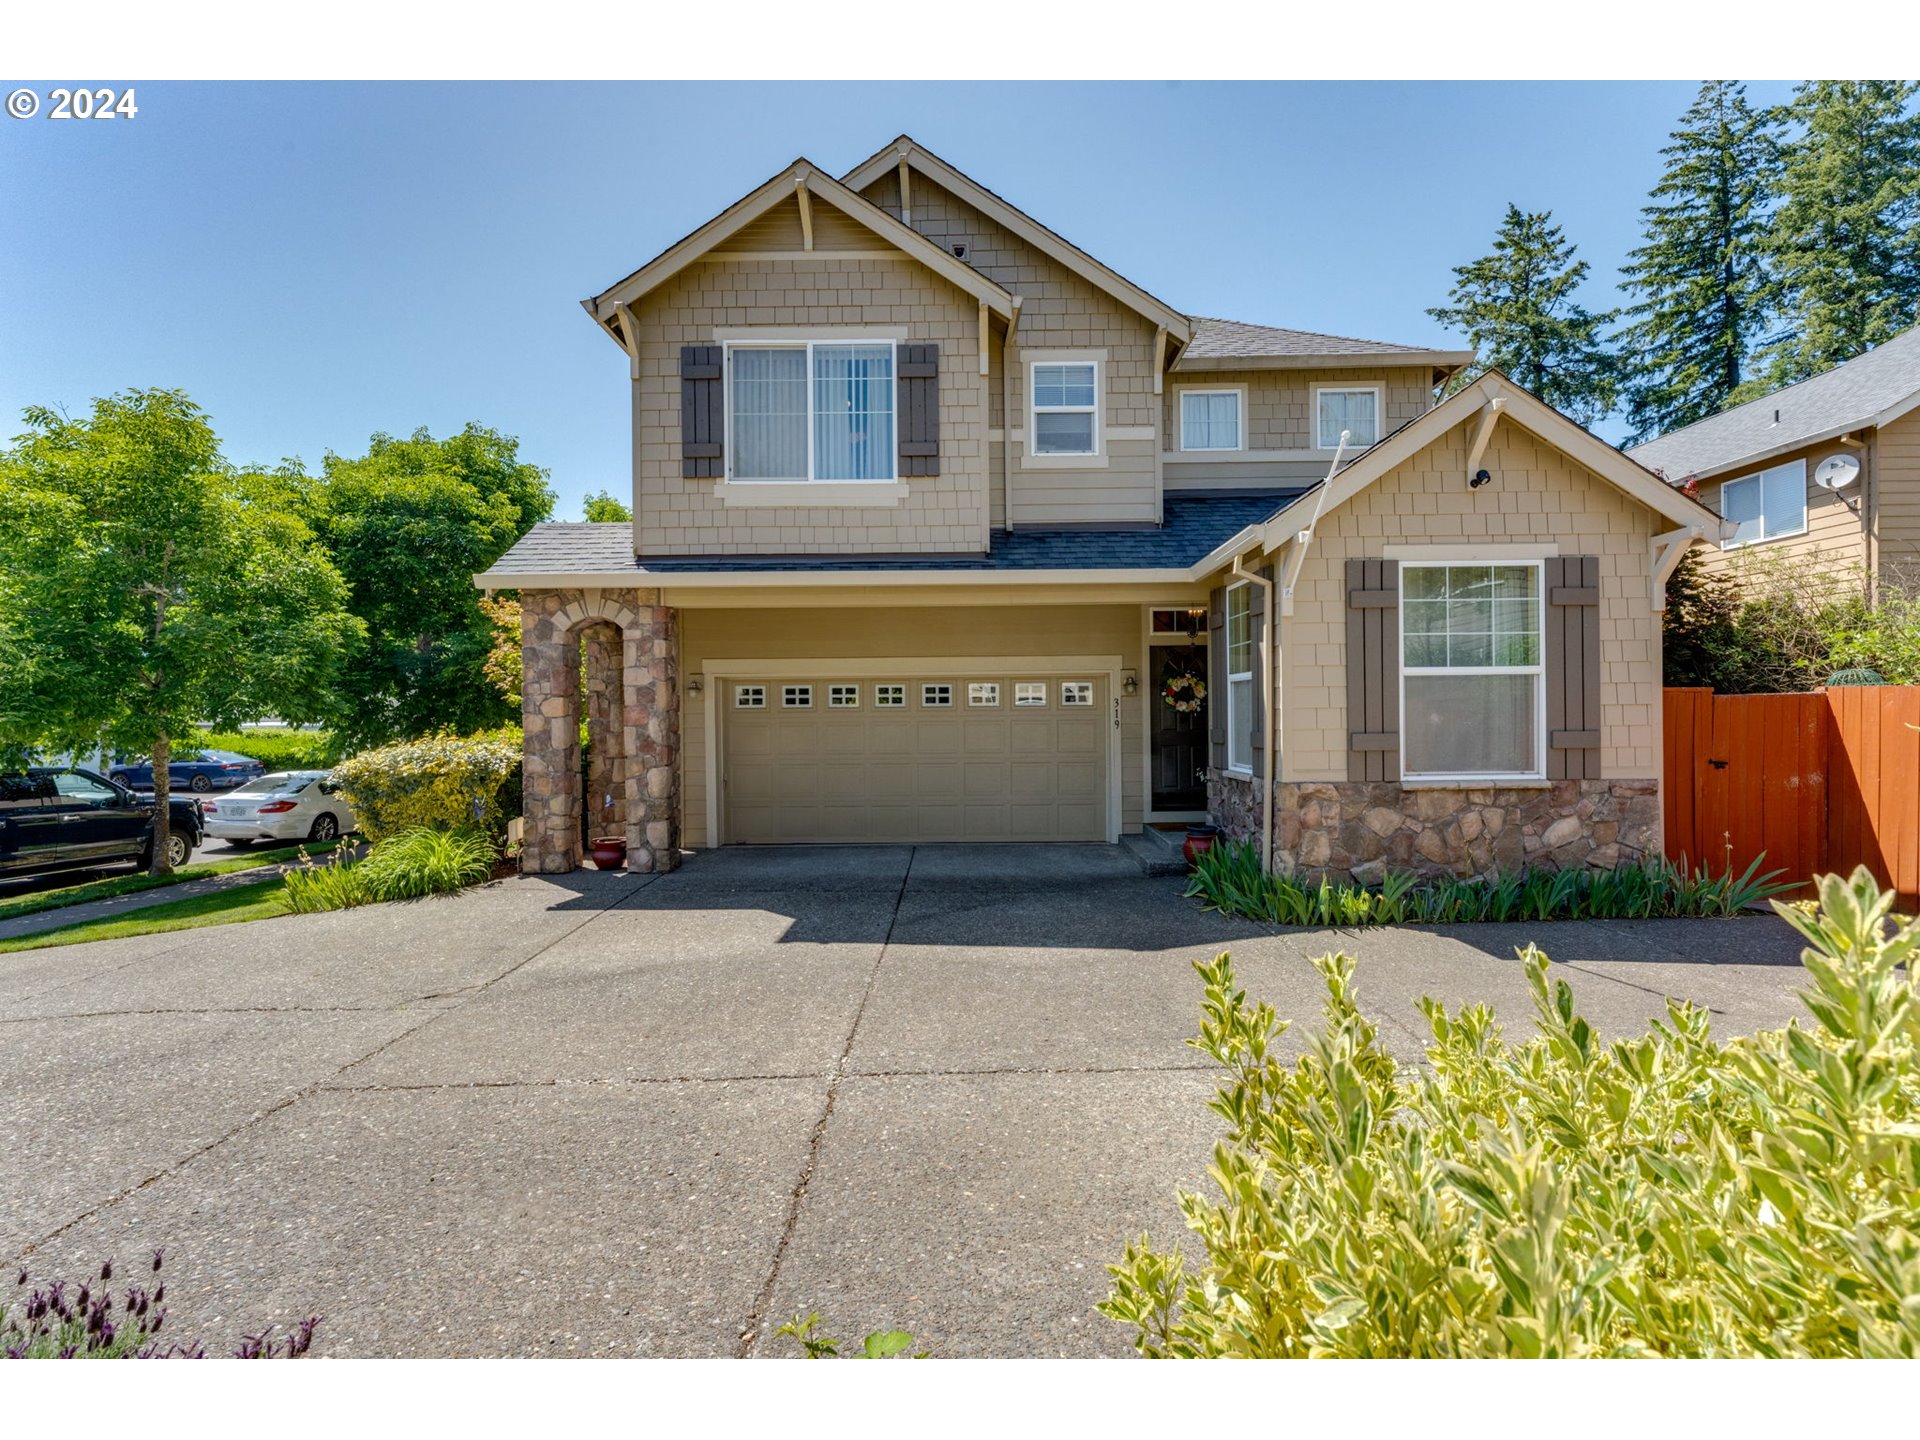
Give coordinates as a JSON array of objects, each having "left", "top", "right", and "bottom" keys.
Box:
[
  {"left": 1465, "top": 397, "right": 1505, "bottom": 485},
  {"left": 1650, "top": 526, "right": 1701, "bottom": 611}
]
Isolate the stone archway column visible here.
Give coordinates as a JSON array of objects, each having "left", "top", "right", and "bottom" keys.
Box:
[
  {"left": 622, "top": 603, "right": 680, "bottom": 873},
  {"left": 520, "top": 594, "right": 582, "bottom": 873}
]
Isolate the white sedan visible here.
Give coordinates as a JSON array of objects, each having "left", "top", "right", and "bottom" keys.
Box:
[{"left": 201, "top": 771, "right": 357, "bottom": 845}]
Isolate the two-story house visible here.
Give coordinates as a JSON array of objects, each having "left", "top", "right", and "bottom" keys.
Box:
[
  {"left": 480, "top": 136, "right": 1726, "bottom": 879},
  {"left": 1628, "top": 323, "right": 1920, "bottom": 589}
]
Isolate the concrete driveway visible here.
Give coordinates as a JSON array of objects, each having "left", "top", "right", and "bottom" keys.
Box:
[{"left": 1, "top": 844, "right": 1814, "bottom": 1357}]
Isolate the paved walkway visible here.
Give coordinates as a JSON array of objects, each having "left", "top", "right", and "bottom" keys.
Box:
[{"left": 1, "top": 845, "right": 1813, "bottom": 1357}]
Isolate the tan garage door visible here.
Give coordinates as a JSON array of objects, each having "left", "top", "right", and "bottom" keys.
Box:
[{"left": 723, "top": 674, "right": 1107, "bottom": 843}]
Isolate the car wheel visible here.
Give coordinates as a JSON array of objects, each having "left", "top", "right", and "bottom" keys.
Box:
[
  {"left": 165, "top": 832, "right": 191, "bottom": 868},
  {"left": 308, "top": 813, "right": 339, "bottom": 844},
  {"left": 189, "top": 774, "right": 213, "bottom": 793}
]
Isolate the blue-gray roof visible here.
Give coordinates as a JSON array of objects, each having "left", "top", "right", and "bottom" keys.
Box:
[{"left": 483, "top": 493, "right": 1301, "bottom": 579}]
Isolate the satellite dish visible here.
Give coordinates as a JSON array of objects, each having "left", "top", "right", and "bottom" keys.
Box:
[{"left": 1815, "top": 455, "right": 1861, "bottom": 490}]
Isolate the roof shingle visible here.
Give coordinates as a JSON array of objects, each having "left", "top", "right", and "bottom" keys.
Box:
[{"left": 1182, "top": 316, "right": 1466, "bottom": 363}]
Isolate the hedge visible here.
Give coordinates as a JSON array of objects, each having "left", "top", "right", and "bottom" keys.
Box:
[{"left": 328, "top": 729, "right": 521, "bottom": 842}]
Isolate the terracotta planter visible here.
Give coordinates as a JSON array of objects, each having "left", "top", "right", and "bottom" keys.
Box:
[
  {"left": 589, "top": 835, "right": 628, "bottom": 871},
  {"left": 1183, "top": 824, "right": 1222, "bottom": 870}
]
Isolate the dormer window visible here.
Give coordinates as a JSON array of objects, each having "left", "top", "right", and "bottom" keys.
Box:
[{"left": 728, "top": 341, "right": 897, "bottom": 482}]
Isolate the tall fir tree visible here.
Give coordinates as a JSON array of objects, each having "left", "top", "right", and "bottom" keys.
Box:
[
  {"left": 1428, "top": 205, "right": 1620, "bottom": 427},
  {"left": 1616, "top": 82, "right": 1780, "bottom": 443},
  {"left": 1757, "top": 80, "right": 1920, "bottom": 388}
]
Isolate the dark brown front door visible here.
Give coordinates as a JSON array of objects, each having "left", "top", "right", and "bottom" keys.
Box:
[{"left": 1151, "top": 645, "right": 1209, "bottom": 811}]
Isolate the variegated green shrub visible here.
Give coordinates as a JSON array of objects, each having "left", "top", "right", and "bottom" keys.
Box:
[
  {"left": 1102, "top": 867, "right": 1920, "bottom": 1357},
  {"left": 329, "top": 729, "right": 521, "bottom": 841}
]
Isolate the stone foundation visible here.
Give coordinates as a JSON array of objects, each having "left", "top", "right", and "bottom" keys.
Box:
[
  {"left": 1208, "top": 775, "right": 1660, "bottom": 882},
  {"left": 520, "top": 588, "right": 680, "bottom": 876}
]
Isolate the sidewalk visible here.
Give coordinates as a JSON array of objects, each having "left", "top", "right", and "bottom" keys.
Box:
[{"left": 0, "top": 862, "right": 293, "bottom": 945}]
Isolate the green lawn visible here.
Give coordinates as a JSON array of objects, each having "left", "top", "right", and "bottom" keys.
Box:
[
  {"left": 0, "top": 876, "right": 292, "bottom": 953},
  {"left": 0, "top": 840, "right": 339, "bottom": 924}
]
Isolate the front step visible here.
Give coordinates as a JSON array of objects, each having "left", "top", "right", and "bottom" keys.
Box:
[{"left": 1119, "top": 827, "right": 1188, "bottom": 877}]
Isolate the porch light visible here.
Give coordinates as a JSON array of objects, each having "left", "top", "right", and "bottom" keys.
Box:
[
  {"left": 1122, "top": 674, "right": 1139, "bottom": 697},
  {"left": 687, "top": 675, "right": 704, "bottom": 697}
]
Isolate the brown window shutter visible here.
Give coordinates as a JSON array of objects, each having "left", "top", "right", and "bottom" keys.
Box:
[
  {"left": 1346, "top": 558, "right": 1400, "bottom": 782},
  {"left": 1208, "top": 585, "right": 1228, "bottom": 772},
  {"left": 1248, "top": 568, "right": 1270, "bottom": 777},
  {"left": 897, "top": 343, "right": 940, "bottom": 477},
  {"left": 1547, "top": 555, "right": 1603, "bottom": 779},
  {"left": 680, "top": 345, "right": 723, "bottom": 479}
]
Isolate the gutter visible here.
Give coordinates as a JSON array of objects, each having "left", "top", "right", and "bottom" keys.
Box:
[{"left": 1230, "top": 551, "right": 1277, "bottom": 875}]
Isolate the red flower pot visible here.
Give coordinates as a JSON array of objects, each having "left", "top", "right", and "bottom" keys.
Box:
[
  {"left": 1183, "top": 824, "right": 1222, "bottom": 869},
  {"left": 589, "top": 835, "right": 628, "bottom": 871}
]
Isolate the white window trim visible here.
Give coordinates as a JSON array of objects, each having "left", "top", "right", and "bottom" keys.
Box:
[
  {"left": 1176, "top": 385, "right": 1247, "bottom": 452},
  {"left": 722, "top": 338, "right": 900, "bottom": 485},
  {"left": 1027, "top": 354, "right": 1103, "bottom": 461},
  {"left": 1719, "top": 460, "right": 1810, "bottom": 549},
  {"left": 1224, "top": 581, "right": 1254, "bottom": 777},
  {"left": 1311, "top": 383, "right": 1383, "bottom": 452},
  {"left": 1397, "top": 559, "right": 1547, "bottom": 785}
]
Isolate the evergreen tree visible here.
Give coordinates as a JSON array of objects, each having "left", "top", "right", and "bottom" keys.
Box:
[
  {"left": 1616, "top": 82, "right": 1780, "bottom": 442},
  {"left": 1428, "top": 205, "right": 1620, "bottom": 427},
  {"left": 1757, "top": 80, "right": 1920, "bottom": 388}
]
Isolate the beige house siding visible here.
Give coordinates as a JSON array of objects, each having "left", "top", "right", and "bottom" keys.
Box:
[
  {"left": 1874, "top": 406, "right": 1920, "bottom": 576},
  {"left": 1162, "top": 367, "right": 1435, "bottom": 491},
  {"left": 1685, "top": 438, "right": 1870, "bottom": 587},
  {"left": 724, "top": 194, "right": 878, "bottom": 254},
  {"left": 861, "top": 169, "right": 1163, "bottom": 527},
  {"left": 629, "top": 253, "right": 990, "bottom": 554},
  {"left": 1273, "top": 424, "right": 1662, "bottom": 783},
  {"left": 678, "top": 603, "right": 1147, "bottom": 846}
]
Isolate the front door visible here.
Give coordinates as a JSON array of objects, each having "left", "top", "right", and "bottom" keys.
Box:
[{"left": 1150, "top": 645, "right": 1209, "bottom": 812}]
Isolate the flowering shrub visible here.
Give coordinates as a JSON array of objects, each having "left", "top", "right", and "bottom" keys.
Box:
[
  {"left": 1103, "top": 867, "right": 1920, "bottom": 1357},
  {"left": 329, "top": 729, "right": 521, "bottom": 841},
  {"left": 2, "top": 1250, "right": 319, "bottom": 1359}
]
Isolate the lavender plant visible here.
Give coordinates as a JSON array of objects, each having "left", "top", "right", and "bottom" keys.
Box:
[{"left": 2, "top": 1250, "right": 319, "bottom": 1359}]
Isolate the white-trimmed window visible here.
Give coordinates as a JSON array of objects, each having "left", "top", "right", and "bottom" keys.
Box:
[
  {"left": 782, "top": 685, "right": 813, "bottom": 708},
  {"left": 1179, "top": 389, "right": 1243, "bottom": 451},
  {"left": 1061, "top": 681, "right": 1094, "bottom": 707},
  {"left": 968, "top": 682, "right": 1000, "bottom": 706},
  {"left": 1314, "top": 385, "right": 1380, "bottom": 449},
  {"left": 735, "top": 685, "right": 766, "bottom": 708},
  {"left": 875, "top": 684, "right": 906, "bottom": 707},
  {"left": 1400, "top": 562, "right": 1544, "bottom": 782},
  {"left": 829, "top": 684, "right": 860, "bottom": 708},
  {"left": 921, "top": 683, "right": 953, "bottom": 707},
  {"left": 1014, "top": 682, "right": 1047, "bottom": 707},
  {"left": 1720, "top": 460, "right": 1808, "bottom": 547},
  {"left": 1030, "top": 361, "right": 1098, "bottom": 455},
  {"left": 728, "top": 341, "right": 897, "bottom": 482},
  {"left": 1225, "top": 583, "right": 1253, "bottom": 773}
]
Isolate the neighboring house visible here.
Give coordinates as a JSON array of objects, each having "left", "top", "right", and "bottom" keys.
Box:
[
  {"left": 1628, "top": 323, "right": 1920, "bottom": 587},
  {"left": 480, "top": 136, "right": 1727, "bottom": 880}
]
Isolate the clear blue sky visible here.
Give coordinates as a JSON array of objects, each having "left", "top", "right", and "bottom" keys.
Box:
[{"left": 0, "top": 81, "right": 1799, "bottom": 517}]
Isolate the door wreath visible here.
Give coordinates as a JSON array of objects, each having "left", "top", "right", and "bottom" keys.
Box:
[{"left": 1161, "top": 670, "right": 1207, "bottom": 714}]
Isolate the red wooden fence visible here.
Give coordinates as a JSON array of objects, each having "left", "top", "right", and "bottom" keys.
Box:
[{"left": 1664, "top": 685, "right": 1920, "bottom": 904}]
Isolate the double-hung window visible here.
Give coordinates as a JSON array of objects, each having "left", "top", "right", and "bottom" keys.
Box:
[
  {"left": 1720, "top": 460, "right": 1807, "bottom": 547},
  {"left": 1225, "top": 582, "right": 1253, "bottom": 773},
  {"left": 1315, "top": 386, "right": 1379, "bottom": 449},
  {"left": 1400, "top": 562, "right": 1543, "bottom": 782},
  {"left": 1180, "top": 389, "right": 1243, "bottom": 451},
  {"left": 728, "top": 342, "right": 896, "bottom": 482},
  {"left": 1031, "top": 362, "right": 1098, "bottom": 455}
]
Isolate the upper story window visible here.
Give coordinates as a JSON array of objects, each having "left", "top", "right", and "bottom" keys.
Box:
[
  {"left": 1315, "top": 385, "right": 1380, "bottom": 449},
  {"left": 1031, "top": 361, "right": 1098, "bottom": 456},
  {"left": 729, "top": 342, "right": 896, "bottom": 482},
  {"left": 1401, "top": 562, "right": 1543, "bottom": 783},
  {"left": 1720, "top": 459, "right": 1807, "bottom": 547},
  {"left": 1179, "top": 389, "right": 1243, "bottom": 451}
]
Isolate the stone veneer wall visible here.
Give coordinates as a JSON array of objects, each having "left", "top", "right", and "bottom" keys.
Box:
[
  {"left": 1207, "top": 775, "right": 1660, "bottom": 884},
  {"left": 520, "top": 588, "right": 680, "bottom": 875}
]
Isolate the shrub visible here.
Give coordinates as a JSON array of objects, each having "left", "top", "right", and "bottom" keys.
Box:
[
  {"left": 1102, "top": 867, "right": 1920, "bottom": 1358},
  {"left": 329, "top": 729, "right": 521, "bottom": 841},
  {"left": 280, "top": 825, "right": 496, "bottom": 913},
  {"left": 3, "top": 1249, "right": 318, "bottom": 1359},
  {"left": 194, "top": 727, "right": 337, "bottom": 770},
  {"left": 774, "top": 1313, "right": 921, "bottom": 1359},
  {"left": 1187, "top": 839, "right": 1794, "bottom": 925}
]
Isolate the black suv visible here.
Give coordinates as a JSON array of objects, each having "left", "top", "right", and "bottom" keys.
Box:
[{"left": 0, "top": 767, "right": 204, "bottom": 879}]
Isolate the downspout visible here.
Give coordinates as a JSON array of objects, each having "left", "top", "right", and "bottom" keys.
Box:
[{"left": 1231, "top": 552, "right": 1276, "bottom": 873}]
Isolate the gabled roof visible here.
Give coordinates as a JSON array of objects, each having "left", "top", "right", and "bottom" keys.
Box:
[
  {"left": 1628, "top": 323, "right": 1920, "bottom": 482},
  {"left": 1255, "top": 371, "right": 1729, "bottom": 554},
  {"left": 838, "top": 135, "right": 1193, "bottom": 342},
  {"left": 1176, "top": 317, "right": 1472, "bottom": 373},
  {"left": 582, "top": 158, "right": 1016, "bottom": 344}
]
